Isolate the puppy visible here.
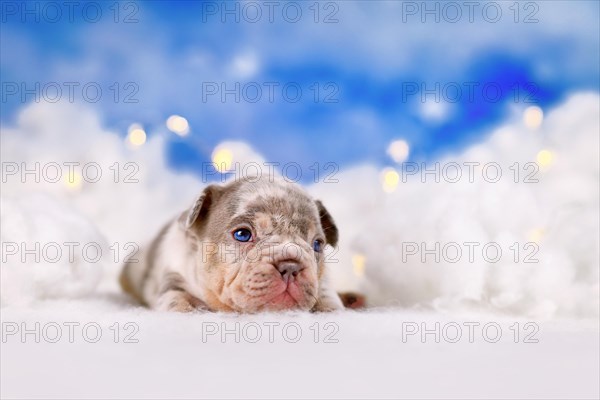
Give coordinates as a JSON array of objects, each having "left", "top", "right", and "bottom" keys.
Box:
[{"left": 120, "top": 176, "right": 344, "bottom": 312}]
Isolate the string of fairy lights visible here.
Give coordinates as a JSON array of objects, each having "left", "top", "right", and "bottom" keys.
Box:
[{"left": 62, "top": 106, "right": 553, "bottom": 278}]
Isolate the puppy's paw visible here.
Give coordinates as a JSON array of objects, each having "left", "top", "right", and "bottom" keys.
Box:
[
  {"left": 311, "top": 293, "right": 345, "bottom": 312},
  {"left": 156, "top": 291, "right": 208, "bottom": 313}
]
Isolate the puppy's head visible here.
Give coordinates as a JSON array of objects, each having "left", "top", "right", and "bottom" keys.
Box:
[{"left": 182, "top": 176, "right": 338, "bottom": 312}]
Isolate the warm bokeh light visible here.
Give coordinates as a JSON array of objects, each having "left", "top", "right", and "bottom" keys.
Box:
[
  {"left": 536, "top": 149, "right": 554, "bottom": 168},
  {"left": 166, "top": 115, "right": 190, "bottom": 136},
  {"left": 352, "top": 254, "right": 366, "bottom": 277},
  {"left": 527, "top": 228, "right": 545, "bottom": 243},
  {"left": 63, "top": 171, "right": 82, "bottom": 190},
  {"left": 387, "top": 139, "right": 410, "bottom": 163},
  {"left": 381, "top": 167, "right": 400, "bottom": 193},
  {"left": 212, "top": 147, "right": 234, "bottom": 172},
  {"left": 524, "top": 106, "right": 544, "bottom": 130},
  {"left": 127, "top": 124, "right": 146, "bottom": 147}
]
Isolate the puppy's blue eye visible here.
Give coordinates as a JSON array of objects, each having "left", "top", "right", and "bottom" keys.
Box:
[
  {"left": 233, "top": 229, "right": 252, "bottom": 242},
  {"left": 313, "top": 239, "right": 323, "bottom": 252}
]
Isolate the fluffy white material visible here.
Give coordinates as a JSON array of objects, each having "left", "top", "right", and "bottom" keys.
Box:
[
  {"left": 0, "top": 195, "right": 105, "bottom": 306},
  {"left": 313, "top": 93, "right": 600, "bottom": 318},
  {"left": 1, "top": 298, "right": 598, "bottom": 399}
]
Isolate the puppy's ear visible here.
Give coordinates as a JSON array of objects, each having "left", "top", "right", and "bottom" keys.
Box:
[
  {"left": 315, "top": 200, "right": 338, "bottom": 247},
  {"left": 182, "top": 185, "right": 222, "bottom": 231}
]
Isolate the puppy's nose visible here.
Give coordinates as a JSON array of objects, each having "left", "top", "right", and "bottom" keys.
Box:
[{"left": 276, "top": 261, "right": 304, "bottom": 281}]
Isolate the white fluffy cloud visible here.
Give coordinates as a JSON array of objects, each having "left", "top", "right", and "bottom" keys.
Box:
[
  {"left": 1, "top": 102, "right": 202, "bottom": 244},
  {"left": 0, "top": 195, "right": 105, "bottom": 306},
  {"left": 1, "top": 102, "right": 203, "bottom": 304},
  {"left": 311, "top": 92, "right": 599, "bottom": 318},
  {"left": 1, "top": 93, "right": 598, "bottom": 317}
]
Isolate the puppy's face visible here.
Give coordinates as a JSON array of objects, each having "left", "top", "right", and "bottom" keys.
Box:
[{"left": 184, "top": 178, "right": 338, "bottom": 312}]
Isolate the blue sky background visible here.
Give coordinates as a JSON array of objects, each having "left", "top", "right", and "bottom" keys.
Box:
[{"left": 1, "top": 0, "right": 598, "bottom": 181}]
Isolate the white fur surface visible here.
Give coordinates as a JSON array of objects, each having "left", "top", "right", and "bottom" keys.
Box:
[{"left": 1, "top": 297, "right": 598, "bottom": 399}]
